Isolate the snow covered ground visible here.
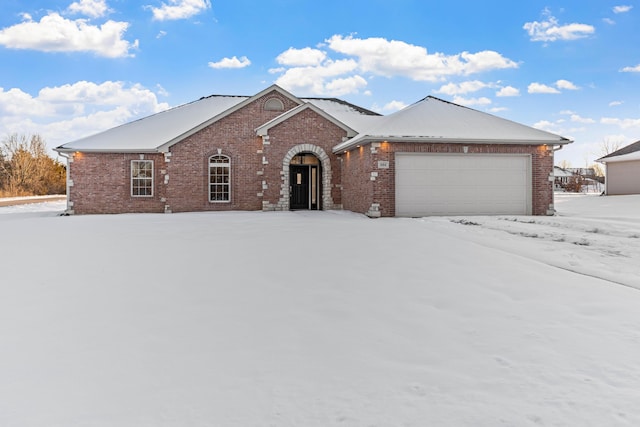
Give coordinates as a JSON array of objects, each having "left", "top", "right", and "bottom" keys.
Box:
[{"left": 1, "top": 193, "right": 639, "bottom": 426}]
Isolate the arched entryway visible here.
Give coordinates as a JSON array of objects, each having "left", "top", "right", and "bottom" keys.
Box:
[
  {"left": 281, "top": 144, "right": 333, "bottom": 211},
  {"left": 290, "top": 153, "right": 321, "bottom": 210}
]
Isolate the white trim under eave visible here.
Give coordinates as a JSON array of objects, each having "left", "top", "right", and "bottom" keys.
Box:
[
  {"left": 332, "top": 136, "right": 573, "bottom": 153},
  {"left": 54, "top": 148, "right": 160, "bottom": 154}
]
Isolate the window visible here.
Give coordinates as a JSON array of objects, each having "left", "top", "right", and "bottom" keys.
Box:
[
  {"left": 264, "top": 97, "right": 284, "bottom": 111},
  {"left": 209, "top": 154, "right": 230, "bottom": 202},
  {"left": 131, "top": 160, "right": 153, "bottom": 197}
]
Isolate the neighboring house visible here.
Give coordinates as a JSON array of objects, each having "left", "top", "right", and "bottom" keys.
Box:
[
  {"left": 597, "top": 140, "right": 640, "bottom": 195},
  {"left": 55, "top": 85, "right": 571, "bottom": 217},
  {"left": 554, "top": 166, "right": 575, "bottom": 190},
  {"left": 554, "top": 166, "right": 604, "bottom": 193}
]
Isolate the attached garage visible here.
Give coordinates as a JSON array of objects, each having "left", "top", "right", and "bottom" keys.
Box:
[{"left": 395, "top": 153, "right": 531, "bottom": 216}]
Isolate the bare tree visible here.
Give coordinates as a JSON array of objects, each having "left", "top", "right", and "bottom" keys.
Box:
[
  {"left": 0, "top": 134, "right": 66, "bottom": 197},
  {"left": 558, "top": 159, "right": 571, "bottom": 169},
  {"left": 600, "top": 137, "right": 622, "bottom": 158}
]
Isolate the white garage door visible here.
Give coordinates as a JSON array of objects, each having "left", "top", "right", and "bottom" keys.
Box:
[{"left": 395, "top": 153, "right": 531, "bottom": 216}]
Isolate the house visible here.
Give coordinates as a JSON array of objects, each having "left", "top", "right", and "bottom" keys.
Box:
[
  {"left": 597, "top": 140, "right": 640, "bottom": 195},
  {"left": 554, "top": 166, "right": 575, "bottom": 190},
  {"left": 54, "top": 85, "right": 571, "bottom": 217},
  {"left": 554, "top": 166, "right": 604, "bottom": 193}
]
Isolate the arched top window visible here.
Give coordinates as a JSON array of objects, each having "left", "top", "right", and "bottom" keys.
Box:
[
  {"left": 209, "top": 154, "right": 230, "bottom": 202},
  {"left": 264, "top": 97, "right": 285, "bottom": 111}
]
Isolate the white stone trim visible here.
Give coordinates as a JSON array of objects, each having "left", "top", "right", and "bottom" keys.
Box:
[{"left": 275, "top": 144, "right": 334, "bottom": 211}]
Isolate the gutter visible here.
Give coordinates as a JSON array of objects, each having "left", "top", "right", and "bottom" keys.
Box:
[{"left": 333, "top": 136, "right": 573, "bottom": 154}]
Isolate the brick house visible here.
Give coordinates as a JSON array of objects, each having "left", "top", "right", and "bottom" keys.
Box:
[{"left": 55, "top": 85, "right": 571, "bottom": 217}]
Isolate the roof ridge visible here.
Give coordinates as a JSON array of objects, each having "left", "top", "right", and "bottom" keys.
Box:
[{"left": 302, "top": 97, "right": 381, "bottom": 116}]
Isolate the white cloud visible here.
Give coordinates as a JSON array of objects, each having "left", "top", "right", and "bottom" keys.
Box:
[
  {"left": 274, "top": 59, "right": 360, "bottom": 95},
  {"left": 325, "top": 35, "right": 517, "bottom": 81},
  {"left": 271, "top": 35, "right": 517, "bottom": 97},
  {"left": 570, "top": 114, "right": 595, "bottom": 124},
  {"left": 452, "top": 96, "right": 491, "bottom": 106},
  {"left": 68, "top": 0, "right": 110, "bottom": 18},
  {"left": 603, "top": 18, "right": 616, "bottom": 25},
  {"left": 489, "top": 107, "right": 508, "bottom": 113},
  {"left": 609, "top": 100, "right": 623, "bottom": 107},
  {"left": 381, "top": 100, "right": 407, "bottom": 113},
  {"left": 0, "top": 12, "right": 137, "bottom": 57},
  {"left": 148, "top": 0, "right": 211, "bottom": 21},
  {"left": 436, "top": 80, "right": 491, "bottom": 95},
  {"left": 496, "top": 86, "right": 520, "bottom": 97},
  {"left": 601, "top": 117, "right": 640, "bottom": 128},
  {"left": 0, "top": 81, "right": 169, "bottom": 150},
  {"left": 156, "top": 30, "right": 167, "bottom": 39},
  {"left": 276, "top": 47, "right": 327, "bottom": 67},
  {"left": 324, "top": 76, "right": 368, "bottom": 96},
  {"left": 208, "top": 56, "right": 251, "bottom": 69},
  {"left": 620, "top": 64, "right": 640, "bottom": 72},
  {"left": 523, "top": 9, "right": 595, "bottom": 42},
  {"left": 528, "top": 83, "right": 561, "bottom": 94},
  {"left": 613, "top": 5, "right": 633, "bottom": 13},
  {"left": 555, "top": 79, "right": 579, "bottom": 90}
]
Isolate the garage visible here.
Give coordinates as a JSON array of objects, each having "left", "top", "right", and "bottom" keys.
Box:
[{"left": 395, "top": 153, "right": 531, "bottom": 216}]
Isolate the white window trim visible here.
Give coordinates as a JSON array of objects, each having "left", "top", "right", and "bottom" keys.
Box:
[
  {"left": 209, "top": 155, "right": 231, "bottom": 203},
  {"left": 131, "top": 160, "right": 154, "bottom": 197}
]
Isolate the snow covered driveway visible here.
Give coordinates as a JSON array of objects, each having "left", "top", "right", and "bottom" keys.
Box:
[
  {"left": 424, "top": 193, "right": 640, "bottom": 290},
  {"left": 1, "top": 195, "right": 640, "bottom": 426}
]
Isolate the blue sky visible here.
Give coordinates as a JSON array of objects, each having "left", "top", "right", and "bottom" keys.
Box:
[{"left": 0, "top": 0, "right": 638, "bottom": 167}]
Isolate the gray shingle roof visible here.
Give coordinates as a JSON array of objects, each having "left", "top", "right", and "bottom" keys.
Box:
[
  {"left": 56, "top": 87, "right": 571, "bottom": 154},
  {"left": 597, "top": 140, "right": 640, "bottom": 163},
  {"left": 333, "top": 96, "right": 571, "bottom": 152}
]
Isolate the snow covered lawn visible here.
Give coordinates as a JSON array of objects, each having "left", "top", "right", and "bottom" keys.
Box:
[{"left": 1, "top": 194, "right": 640, "bottom": 426}]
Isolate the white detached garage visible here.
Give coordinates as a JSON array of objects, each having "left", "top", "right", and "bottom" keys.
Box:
[{"left": 335, "top": 96, "right": 572, "bottom": 217}]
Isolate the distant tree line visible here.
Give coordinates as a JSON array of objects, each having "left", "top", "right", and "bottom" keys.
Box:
[{"left": 0, "top": 134, "right": 66, "bottom": 197}]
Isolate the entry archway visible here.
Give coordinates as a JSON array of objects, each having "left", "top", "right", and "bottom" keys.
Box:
[{"left": 281, "top": 144, "right": 333, "bottom": 211}]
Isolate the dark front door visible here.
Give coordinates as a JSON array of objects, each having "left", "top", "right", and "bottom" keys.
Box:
[{"left": 290, "top": 165, "right": 309, "bottom": 209}]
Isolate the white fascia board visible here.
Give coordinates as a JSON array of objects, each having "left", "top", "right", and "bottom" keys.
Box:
[
  {"left": 333, "top": 135, "right": 572, "bottom": 153},
  {"left": 54, "top": 147, "right": 159, "bottom": 154}
]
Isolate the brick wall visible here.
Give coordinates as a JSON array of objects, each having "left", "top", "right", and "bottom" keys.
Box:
[
  {"left": 340, "top": 141, "right": 555, "bottom": 217},
  {"left": 69, "top": 152, "right": 166, "bottom": 214},
  {"left": 340, "top": 145, "right": 374, "bottom": 214},
  {"left": 68, "top": 89, "right": 349, "bottom": 215},
  {"left": 262, "top": 108, "right": 345, "bottom": 210},
  {"left": 165, "top": 91, "right": 301, "bottom": 213}
]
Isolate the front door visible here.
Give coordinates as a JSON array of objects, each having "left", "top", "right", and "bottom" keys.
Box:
[{"left": 290, "top": 165, "right": 319, "bottom": 210}]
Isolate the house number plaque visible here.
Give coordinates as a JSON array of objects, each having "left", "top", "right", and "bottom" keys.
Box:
[{"left": 377, "top": 160, "right": 389, "bottom": 169}]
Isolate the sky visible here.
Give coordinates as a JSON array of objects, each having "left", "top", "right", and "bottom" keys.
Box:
[{"left": 0, "top": 0, "right": 639, "bottom": 167}]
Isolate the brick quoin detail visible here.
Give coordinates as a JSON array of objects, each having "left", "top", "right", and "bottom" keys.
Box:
[
  {"left": 339, "top": 142, "right": 554, "bottom": 217},
  {"left": 66, "top": 89, "right": 556, "bottom": 217},
  {"left": 67, "top": 90, "right": 346, "bottom": 215}
]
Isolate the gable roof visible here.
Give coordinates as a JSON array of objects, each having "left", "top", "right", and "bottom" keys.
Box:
[
  {"left": 554, "top": 166, "right": 576, "bottom": 177},
  {"left": 56, "top": 95, "right": 248, "bottom": 153},
  {"left": 56, "top": 85, "right": 304, "bottom": 153},
  {"left": 55, "top": 86, "right": 571, "bottom": 155},
  {"left": 255, "top": 102, "right": 358, "bottom": 137},
  {"left": 597, "top": 140, "right": 640, "bottom": 163},
  {"left": 333, "top": 96, "right": 571, "bottom": 153}
]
